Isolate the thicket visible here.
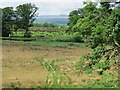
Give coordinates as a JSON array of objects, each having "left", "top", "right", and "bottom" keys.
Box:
[{"left": 67, "top": 1, "right": 120, "bottom": 74}]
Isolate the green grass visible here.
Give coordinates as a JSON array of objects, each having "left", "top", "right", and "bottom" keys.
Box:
[
  {"left": 2, "top": 30, "right": 85, "bottom": 47},
  {"left": 26, "top": 41, "right": 69, "bottom": 47},
  {"left": 2, "top": 37, "right": 36, "bottom": 41},
  {"left": 80, "top": 80, "right": 118, "bottom": 88},
  {"left": 35, "top": 57, "right": 63, "bottom": 88},
  {"left": 26, "top": 40, "right": 85, "bottom": 47},
  {"left": 81, "top": 72, "right": 118, "bottom": 88},
  {"left": 2, "top": 27, "right": 119, "bottom": 88},
  {"left": 36, "top": 57, "right": 74, "bottom": 88},
  {"left": 35, "top": 57, "right": 119, "bottom": 88},
  {"left": 9, "top": 30, "right": 84, "bottom": 45}
]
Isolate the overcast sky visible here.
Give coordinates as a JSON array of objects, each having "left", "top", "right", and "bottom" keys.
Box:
[
  {"left": 0, "top": 0, "right": 86, "bottom": 15},
  {"left": 1, "top": 0, "right": 119, "bottom": 15}
]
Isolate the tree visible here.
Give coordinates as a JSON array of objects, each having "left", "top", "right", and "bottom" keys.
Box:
[
  {"left": 2, "top": 7, "right": 15, "bottom": 37},
  {"left": 0, "top": 8, "right": 2, "bottom": 37},
  {"left": 89, "top": 2, "right": 120, "bottom": 59},
  {"left": 72, "top": 2, "right": 97, "bottom": 42},
  {"left": 16, "top": 3, "right": 38, "bottom": 37},
  {"left": 68, "top": 1, "right": 120, "bottom": 62},
  {"left": 67, "top": 10, "right": 80, "bottom": 32},
  {"left": 68, "top": 1, "right": 120, "bottom": 75},
  {"left": 108, "top": 6, "right": 120, "bottom": 59}
]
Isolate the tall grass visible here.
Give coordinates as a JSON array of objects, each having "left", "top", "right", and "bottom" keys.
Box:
[{"left": 35, "top": 57, "right": 73, "bottom": 88}]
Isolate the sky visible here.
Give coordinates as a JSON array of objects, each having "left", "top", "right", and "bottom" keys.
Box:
[
  {"left": 0, "top": 0, "right": 86, "bottom": 15},
  {"left": 1, "top": 0, "right": 119, "bottom": 15}
]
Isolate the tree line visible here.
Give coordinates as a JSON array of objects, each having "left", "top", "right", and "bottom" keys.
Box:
[{"left": 1, "top": 3, "right": 38, "bottom": 37}]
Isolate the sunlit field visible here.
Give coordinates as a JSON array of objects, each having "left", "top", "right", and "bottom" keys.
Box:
[
  {"left": 1, "top": 1, "right": 119, "bottom": 88},
  {"left": 2, "top": 27, "right": 118, "bottom": 88}
]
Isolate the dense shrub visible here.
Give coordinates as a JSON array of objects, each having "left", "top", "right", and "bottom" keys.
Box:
[{"left": 24, "top": 31, "right": 32, "bottom": 38}]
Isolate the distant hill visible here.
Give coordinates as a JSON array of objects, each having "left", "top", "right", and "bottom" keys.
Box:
[
  {"left": 39, "top": 15, "right": 68, "bottom": 18},
  {"left": 34, "top": 15, "right": 69, "bottom": 25}
]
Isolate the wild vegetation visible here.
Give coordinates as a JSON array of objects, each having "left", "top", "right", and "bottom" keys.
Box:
[
  {"left": 1, "top": 1, "right": 119, "bottom": 89},
  {"left": 67, "top": 1, "right": 120, "bottom": 77}
]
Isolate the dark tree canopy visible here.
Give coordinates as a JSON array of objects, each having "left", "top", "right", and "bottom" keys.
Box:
[
  {"left": 1, "top": 3, "right": 38, "bottom": 37},
  {"left": 16, "top": 3, "right": 38, "bottom": 37},
  {"left": 2, "top": 7, "right": 15, "bottom": 37},
  {"left": 0, "top": 8, "right": 2, "bottom": 37}
]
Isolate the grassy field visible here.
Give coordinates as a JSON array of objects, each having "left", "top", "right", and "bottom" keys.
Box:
[{"left": 2, "top": 27, "right": 119, "bottom": 88}]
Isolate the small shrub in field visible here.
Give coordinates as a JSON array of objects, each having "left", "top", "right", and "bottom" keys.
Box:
[
  {"left": 94, "top": 58, "right": 110, "bottom": 75},
  {"left": 73, "top": 35, "right": 83, "bottom": 42},
  {"left": 76, "top": 54, "right": 110, "bottom": 75},
  {"left": 95, "top": 58, "right": 110, "bottom": 70},
  {"left": 76, "top": 55, "right": 92, "bottom": 74},
  {"left": 24, "top": 31, "right": 32, "bottom": 38},
  {"left": 10, "top": 81, "right": 21, "bottom": 88}
]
